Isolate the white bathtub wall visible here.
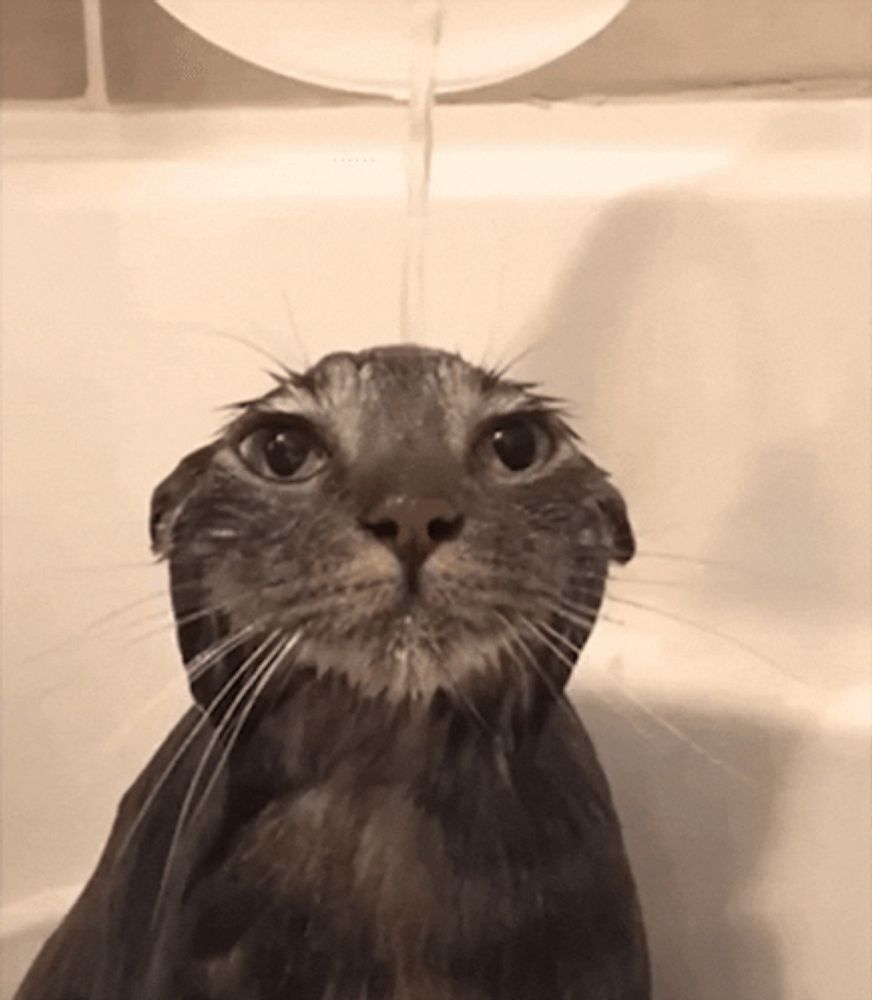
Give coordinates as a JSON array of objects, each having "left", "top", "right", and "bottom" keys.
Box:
[{"left": 1, "top": 100, "right": 870, "bottom": 999}]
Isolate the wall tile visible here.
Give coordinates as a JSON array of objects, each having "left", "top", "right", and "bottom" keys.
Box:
[
  {"left": 101, "top": 0, "right": 357, "bottom": 104},
  {"left": 1, "top": 0, "right": 87, "bottom": 100}
]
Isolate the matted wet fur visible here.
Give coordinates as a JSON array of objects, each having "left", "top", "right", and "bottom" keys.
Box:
[{"left": 17, "top": 345, "right": 650, "bottom": 1000}]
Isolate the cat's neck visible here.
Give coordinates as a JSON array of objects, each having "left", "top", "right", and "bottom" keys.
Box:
[{"left": 221, "top": 658, "right": 564, "bottom": 805}]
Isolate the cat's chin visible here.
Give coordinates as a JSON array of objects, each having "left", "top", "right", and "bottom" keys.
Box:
[{"left": 287, "top": 617, "right": 512, "bottom": 702}]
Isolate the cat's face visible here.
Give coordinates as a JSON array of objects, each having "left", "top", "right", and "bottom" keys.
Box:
[{"left": 151, "top": 346, "right": 633, "bottom": 707}]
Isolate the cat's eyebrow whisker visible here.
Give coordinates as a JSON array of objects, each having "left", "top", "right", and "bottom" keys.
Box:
[
  {"left": 151, "top": 630, "right": 286, "bottom": 926},
  {"left": 280, "top": 289, "right": 311, "bottom": 371},
  {"left": 160, "top": 321, "right": 294, "bottom": 378}
]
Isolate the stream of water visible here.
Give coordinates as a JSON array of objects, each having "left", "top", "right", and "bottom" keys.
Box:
[{"left": 400, "top": 0, "right": 444, "bottom": 343}]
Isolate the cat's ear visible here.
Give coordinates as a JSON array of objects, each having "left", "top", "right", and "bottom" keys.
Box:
[
  {"left": 149, "top": 445, "right": 215, "bottom": 556},
  {"left": 594, "top": 480, "right": 635, "bottom": 565},
  {"left": 150, "top": 444, "right": 234, "bottom": 707}
]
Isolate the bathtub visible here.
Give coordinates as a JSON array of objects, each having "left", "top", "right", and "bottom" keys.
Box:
[{"left": 1, "top": 98, "right": 869, "bottom": 999}]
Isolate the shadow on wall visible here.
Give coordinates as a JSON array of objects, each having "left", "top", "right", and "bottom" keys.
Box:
[
  {"left": 514, "top": 185, "right": 768, "bottom": 519},
  {"left": 513, "top": 149, "right": 841, "bottom": 999},
  {"left": 514, "top": 161, "right": 865, "bottom": 619},
  {"left": 713, "top": 439, "right": 852, "bottom": 616},
  {"left": 576, "top": 692, "right": 801, "bottom": 1000}
]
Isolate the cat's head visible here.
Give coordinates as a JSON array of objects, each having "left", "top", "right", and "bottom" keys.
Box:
[{"left": 150, "top": 345, "right": 633, "bottom": 718}]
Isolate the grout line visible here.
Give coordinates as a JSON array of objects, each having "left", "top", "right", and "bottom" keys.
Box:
[
  {"left": 82, "top": 0, "right": 110, "bottom": 109},
  {"left": 0, "top": 78, "right": 867, "bottom": 116}
]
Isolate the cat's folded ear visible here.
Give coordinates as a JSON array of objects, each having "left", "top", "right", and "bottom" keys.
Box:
[
  {"left": 594, "top": 480, "right": 635, "bottom": 565},
  {"left": 149, "top": 445, "right": 215, "bottom": 556}
]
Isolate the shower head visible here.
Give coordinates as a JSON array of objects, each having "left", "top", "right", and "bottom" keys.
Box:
[{"left": 154, "top": 0, "right": 632, "bottom": 99}]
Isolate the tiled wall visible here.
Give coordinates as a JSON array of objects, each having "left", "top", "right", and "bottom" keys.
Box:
[
  {"left": 2, "top": 0, "right": 870, "bottom": 105},
  {"left": 1, "top": 0, "right": 87, "bottom": 100}
]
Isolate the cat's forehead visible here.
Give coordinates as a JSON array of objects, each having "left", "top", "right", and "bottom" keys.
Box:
[{"left": 253, "top": 346, "right": 537, "bottom": 430}]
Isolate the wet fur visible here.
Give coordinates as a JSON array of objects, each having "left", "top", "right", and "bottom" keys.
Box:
[{"left": 17, "top": 346, "right": 650, "bottom": 1000}]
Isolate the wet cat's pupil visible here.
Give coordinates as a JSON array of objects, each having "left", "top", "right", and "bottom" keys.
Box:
[
  {"left": 264, "top": 430, "right": 309, "bottom": 477},
  {"left": 492, "top": 420, "right": 537, "bottom": 471}
]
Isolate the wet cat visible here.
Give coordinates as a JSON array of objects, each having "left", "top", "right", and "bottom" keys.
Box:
[{"left": 16, "top": 345, "right": 649, "bottom": 1000}]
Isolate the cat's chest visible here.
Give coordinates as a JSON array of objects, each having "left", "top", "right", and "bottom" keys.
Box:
[
  {"left": 149, "top": 723, "right": 642, "bottom": 1000},
  {"left": 171, "top": 780, "right": 496, "bottom": 1000}
]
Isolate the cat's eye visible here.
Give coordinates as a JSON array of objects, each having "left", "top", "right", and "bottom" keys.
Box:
[
  {"left": 237, "top": 423, "right": 326, "bottom": 482},
  {"left": 486, "top": 416, "right": 553, "bottom": 473}
]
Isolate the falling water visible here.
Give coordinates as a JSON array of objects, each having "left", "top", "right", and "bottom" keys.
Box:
[{"left": 400, "top": 0, "right": 444, "bottom": 342}]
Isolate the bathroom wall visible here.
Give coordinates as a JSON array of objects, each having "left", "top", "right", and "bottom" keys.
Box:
[
  {"left": 1, "top": 2, "right": 870, "bottom": 998},
  {"left": 2, "top": 98, "right": 870, "bottom": 999},
  {"left": 2, "top": 0, "right": 870, "bottom": 103}
]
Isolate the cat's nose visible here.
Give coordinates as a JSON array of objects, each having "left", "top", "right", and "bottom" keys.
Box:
[{"left": 362, "top": 496, "right": 464, "bottom": 568}]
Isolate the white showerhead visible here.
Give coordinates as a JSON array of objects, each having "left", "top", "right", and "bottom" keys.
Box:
[{"left": 154, "top": 0, "right": 632, "bottom": 99}]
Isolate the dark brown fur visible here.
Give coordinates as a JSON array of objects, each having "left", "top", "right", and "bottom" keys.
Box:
[{"left": 17, "top": 345, "right": 650, "bottom": 1000}]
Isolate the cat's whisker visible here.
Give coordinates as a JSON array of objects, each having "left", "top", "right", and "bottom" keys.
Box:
[
  {"left": 600, "top": 592, "right": 807, "bottom": 686},
  {"left": 631, "top": 548, "right": 800, "bottom": 589},
  {"left": 99, "top": 676, "right": 187, "bottom": 753},
  {"left": 577, "top": 684, "right": 668, "bottom": 746},
  {"left": 436, "top": 657, "right": 495, "bottom": 739},
  {"left": 634, "top": 548, "right": 728, "bottom": 569},
  {"left": 59, "top": 559, "right": 162, "bottom": 575},
  {"left": 151, "top": 630, "right": 285, "bottom": 926},
  {"left": 534, "top": 598, "right": 600, "bottom": 632},
  {"left": 19, "top": 597, "right": 170, "bottom": 667},
  {"left": 65, "top": 591, "right": 269, "bottom": 671},
  {"left": 114, "top": 623, "right": 270, "bottom": 864},
  {"left": 533, "top": 617, "right": 584, "bottom": 660},
  {"left": 540, "top": 584, "right": 806, "bottom": 690},
  {"left": 609, "top": 685, "right": 757, "bottom": 787},
  {"left": 192, "top": 629, "right": 304, "bottom": 821},
  {"left": 19, "top": 578, "right": 236, "bottom": 670},
  {"left": 606, "top": 574, "right": 707, "bottom": 589},
  {"left": 186, "top": 619, "right": 268, "bottom": 682},
  {"left": 520, "top": 612, "right": 758, "bottom": 786},
  {"left": 496, "top": 613, "right": 595, "bottom": 746},
  {"left": 84, "top": 590, "right": 169, "bottom": 633},
  {"left": 105, "top": 616, "right": 272, "bottom": 753},
  {"left": 513, "top": 613, "right": 579, "bottom": 673},
  {"left": 88, "top": 596, "right": 253, "bottom": 647}
]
